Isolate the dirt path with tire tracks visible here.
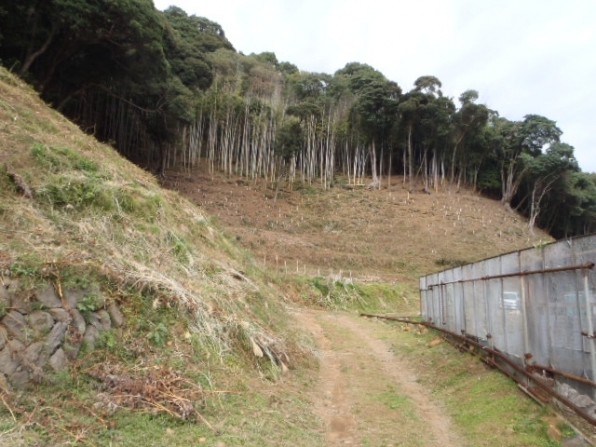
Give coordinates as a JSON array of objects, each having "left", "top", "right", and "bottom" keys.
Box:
[{"left": 293, "top": 310, "right": 463, "bottom": 447}]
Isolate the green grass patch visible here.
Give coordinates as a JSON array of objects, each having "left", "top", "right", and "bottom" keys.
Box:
[
  {"left": 386, "top": 322, "right": 567, "bottom": 447},
  {"left": 31, "top": 143, "right": 101, "bottom": 175},
  {"left": 435, "top": 257, "right": 469, "bottom": 268},
  {"left": 374, "top": 385, "right": 419, "bottom": 420},
  {"left": 36, "top": 176, "right": 115, "bottom": 211},
  {"left": 291, "top": 277, "right": 419, "bottom": 314}
]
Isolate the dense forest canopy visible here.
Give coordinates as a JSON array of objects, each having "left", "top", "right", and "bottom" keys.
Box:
[{"left": 1, "top": 0, "right": 595, "bottom": 238}]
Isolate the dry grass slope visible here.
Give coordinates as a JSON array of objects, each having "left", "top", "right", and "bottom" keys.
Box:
[
  {"left": 162, "top": 164, "right": 551, "bottom": 287},
  {"left": 0, "top": 67, "right": 291, "bottom": 355},
  {"left": 0, "top": 67, "right": 323, "bottom": 445}
]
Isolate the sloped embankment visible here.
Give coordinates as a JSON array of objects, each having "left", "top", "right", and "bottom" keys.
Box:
[{"left": 0, "top": 67, "right": 310, "bottom": 444}]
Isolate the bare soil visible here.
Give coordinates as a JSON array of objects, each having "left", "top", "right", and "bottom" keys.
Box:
[{"left": 162, "top": 165, "right": 548, "bottom": 283}]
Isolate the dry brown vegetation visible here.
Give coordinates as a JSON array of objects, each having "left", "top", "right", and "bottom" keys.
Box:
[
  {"left": 0, "top": 67, "right": 291, "bottom": 356},
  {"left": 0, "top": 67, "right": 315, "bottom": 444},
  {"left": 162, "top": 166, "right": 550, "bottom": 286}
]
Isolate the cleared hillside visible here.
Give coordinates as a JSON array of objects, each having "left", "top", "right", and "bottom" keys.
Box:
[{"left": 162, "top": 166, "right": 550, "bottom": 286}]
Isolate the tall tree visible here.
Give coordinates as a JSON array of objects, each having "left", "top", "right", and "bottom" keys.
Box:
[
  {"left": 522, "top": 142, "right": 578, "bottom": 231},
  {"left": 499, "top": 114, "right": 561, "bottom": 210},
  {"left": 450, "top": 90, "right": 488, "bottom": 183}
]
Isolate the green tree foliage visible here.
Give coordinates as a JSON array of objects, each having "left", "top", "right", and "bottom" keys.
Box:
[
  {"left": 251, "top": 51, "right": 279, "bottom": 67},
  {"left": 0, "top": 0, "right": 235, "bottom": 173},
  {"left": 519, "top": 142, "right": 579, "bottom": 231},
  {"left": 164, "top": 6, "right": 233, "bottom": 92},
  {"left": 414, "top": 75, "right": 443, "bottom": 96},
  {"left": 451, "top": 90, "right": 489, "bottom": 183},
  {"left": 517, "top": 114, "right": 562, "bottom": 155},
  {"left": 275, "top": 118, "right": 304, "bottom": 161},
  {"left": 0, "top": 3, "right": 593, "bottom": 238}
]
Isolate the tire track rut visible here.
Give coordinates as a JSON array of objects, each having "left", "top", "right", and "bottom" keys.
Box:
[{"left": 294, "top": 310, "right": 463, "bottom": 446}]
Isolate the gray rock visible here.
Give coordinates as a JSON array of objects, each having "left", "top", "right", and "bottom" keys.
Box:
[
  {"left": 28, "top": 310, "right": 54, "bottom": 337},
  {"left": 9, "top": 369, "right": 30, "bottom": 389},
  {"left": 24, "top": 341, "right": 49, "bottom": 368},
  {"left": 62, "top": 326, "right": 83, "bottom": 360},
  {"left": 44, "top": 322, "right": 67, "bottom": 355},
  {"left": 21, "top": 343, "right": 45, "bottom": 384},
  {"left": 97, "top": 310, "right": 112, "bottom": 331},
  {"left": 0, "top": 327, "right": 7, "bottom": 350},
  {"left": 10, "top": 293, "right": 33, "bottom": 314},
  {"left": 572, "top": 393, "right": 594, "bottom": 408},
  {"left": 49, "top": 348, "right": 69, "bottom": 372},
  {"left": 63, "top": 340, "right": 81, "bottom": 361},
  {"left": 1, "top": 280, "right": 19, "bottom": 304},
  {"left": 65, "top": 284, "right": 103, "bottom": 310},
  {"left": 0, "top": 347, "right": 18, "bottom": 376},
  {"left": 0, "top": 340, "right": 25, "bottom": 376},
  {"left": 0, "top": 284, "right": 10, "bottom": 309},
  {"left": 2, "top": 310, "right": 29, "bottom": 342},
  {"left": 7, "top": 339, "right": 25, "bottom": 352},
  {"left": 48, "top": 308, "right": 71, "bottom": 323},
  {"left": 64, "top": 288, "right": 85, "bottom": 309},
  {"left": 557, "top": 383, "right": 572, "bottom": 397},
  {"left": 88, "top": 312, "right": 103, "bottom": 330},
  {"left": 63, "top": 317, "right": 84, "bottom": 360},
  {"left": 107, "top": 302, "right": 124, "bottom": 327},
  {"left": 83, "top": 325, "right": 99, "bottom": 352},
  {"left": 8, "top": 339, "right": 25, "bottom": 351},
  {"left": 36, "top": 286, "right": 62, "bottom": 308},
  {"left": 69, "top": 309, "right": 86, "bottom": 334}
]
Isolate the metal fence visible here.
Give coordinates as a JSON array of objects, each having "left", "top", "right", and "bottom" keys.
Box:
[{"left": 420, "top": 234, "right": 596, "bottom": 401}]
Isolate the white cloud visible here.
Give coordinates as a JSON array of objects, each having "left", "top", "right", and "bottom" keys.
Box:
[{"left": 154, "top": 0, "right": 596, "bottom": 172}]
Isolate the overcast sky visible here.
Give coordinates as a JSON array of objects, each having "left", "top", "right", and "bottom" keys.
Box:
[{"left": 154, "top": 0, "right": 596, "bottom": 173}]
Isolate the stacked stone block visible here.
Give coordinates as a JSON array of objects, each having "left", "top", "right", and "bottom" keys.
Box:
[{"left": 0, "top": 280, "right": 124, "bottom": 389}]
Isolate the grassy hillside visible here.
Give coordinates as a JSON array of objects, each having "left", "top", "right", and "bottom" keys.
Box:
[
  {"left": 0, "top": 67, "right": 322, "bottom": 445},
  {"left": 0, "top": 67, "right": 298, "bottom": 353}
]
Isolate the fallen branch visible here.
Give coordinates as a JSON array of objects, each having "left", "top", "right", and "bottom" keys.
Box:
[{"left": 7, "top": 172, "right": 33, "bottom": 198}]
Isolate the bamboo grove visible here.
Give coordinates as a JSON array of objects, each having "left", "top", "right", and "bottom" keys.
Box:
[{"left": 1, "top": 1, "right": 595, "bottom": 238}]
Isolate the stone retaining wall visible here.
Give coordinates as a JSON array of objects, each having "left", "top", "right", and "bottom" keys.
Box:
[{"left": 0, "top": 279, "right": 124, "bottom": 389}]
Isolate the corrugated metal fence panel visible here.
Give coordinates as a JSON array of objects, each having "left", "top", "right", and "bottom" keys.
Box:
[
  {"left": 573, "top": 236, "right": 596, "bottom": 381},
  {"left": 419, "top": 233, "right": 596, "bottom": 397},
  {"left": 501, "top": 252, "right": 524, "bottom": 361},
  {"left": 474, "top": 260, "right": 489, "bottom": 342},
  {"left": 420, "top": 276, "right": 428, "bottom": 320},
  {"left": 462, "top": 263, "right": 476, "bottom": 338},
  {"left": 520, "top": 247, "right": 547, "bottom": 367},
  {"left": 486, "top": 256, "right": 504, "bottom": 350},
  {"left": 431, "top": 272, "right": 440, "bottom": 325},
  {"left": 544, "top": 241, "right": 584, "bottom": 375},
  {"left": 445, "top": 269, "right": 456, "bottom": 332},
  {"left": 453, "top": 267, "right": 464, "bottom": 334}
]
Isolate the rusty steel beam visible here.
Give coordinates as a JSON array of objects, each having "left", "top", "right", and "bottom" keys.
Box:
[
  {"left": 360, "top": 313, "right": 596, "bottom": 427},
  {"left": 529, "top": 364, "right": 596, "bottom": 388},
  {"left": 423, "top": 262, "right": 595, "bottom": 289}
]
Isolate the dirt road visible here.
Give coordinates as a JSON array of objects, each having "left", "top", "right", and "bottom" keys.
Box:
[{"left": 294, "top": 310, "right": 463, "bottom": 447}]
